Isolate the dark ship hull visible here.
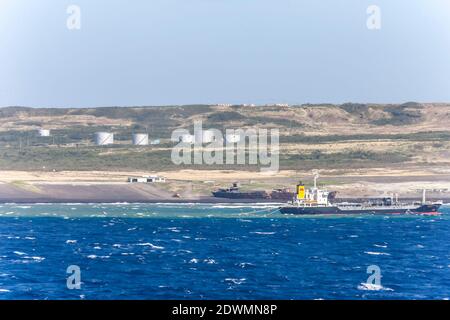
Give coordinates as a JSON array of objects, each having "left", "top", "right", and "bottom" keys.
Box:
[
  {"left": 269, "top": 190, "right": 295, "bottom": 201},
  {"left": 212, "top": 190, "right": 270, "bottom": 199},
  {"left": 279, "top": 203, "right": 441, "bottom": 215}
]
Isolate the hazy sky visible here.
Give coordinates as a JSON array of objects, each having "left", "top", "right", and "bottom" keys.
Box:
[{"left": 1, "top": 0, "right": 450, "bottom": 107}]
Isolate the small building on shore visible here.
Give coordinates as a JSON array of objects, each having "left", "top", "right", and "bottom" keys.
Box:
[
  {"left": 128, "top": 175, "right": 166, "bottom": 183},
  {"left": 38, "top": 129, "right": 51, "bottom": 137}
]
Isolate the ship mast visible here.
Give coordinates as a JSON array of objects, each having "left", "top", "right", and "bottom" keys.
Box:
[{"left": 313, "top": 170, "right": 319, "bottom": 189}]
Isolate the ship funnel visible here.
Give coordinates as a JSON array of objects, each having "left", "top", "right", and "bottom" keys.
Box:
[
  {"left": 422, "top": 189, "right": 427, "bottom": 204},
  {"left": 296, "top": 182, "right": 305, "bottom": 200}
]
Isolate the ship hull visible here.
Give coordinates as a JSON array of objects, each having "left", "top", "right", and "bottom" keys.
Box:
[
  {"left": 212, "top": 191, "right": 269, "bottom": 199},
  {"left": 279, "top": 204, "right": 441, "bottom": 215}
]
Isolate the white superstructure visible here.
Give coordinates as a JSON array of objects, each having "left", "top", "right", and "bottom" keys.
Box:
[{"left": 293, "top": 172, "right": 330, "bottom": 207}]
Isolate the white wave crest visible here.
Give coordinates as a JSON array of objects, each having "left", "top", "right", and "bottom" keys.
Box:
[
  {"left": 136, "top": 243, "right": 164, "bottom": 250},
  {"left": 225, "top": 278, "right": 246, "bottom": 285},
  {"left": 364, "top": 251, "right": 390, "bottom": 256},
  {"left": 250, "top": 231, "right": 276, "bottom": 235},
  {"left": 358, "top": 283, "right": 393, "bottom": 291}
]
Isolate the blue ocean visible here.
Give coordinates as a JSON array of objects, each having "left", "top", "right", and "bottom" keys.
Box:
[{"left": 0, "top": 203, "right": 449, "bottom": 300}]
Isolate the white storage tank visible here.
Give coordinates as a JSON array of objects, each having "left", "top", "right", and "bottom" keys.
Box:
[
  {"left": 132, "top": 133, "right": 149, "bottom": 146},
  {"left": 95, "top": 132, "right": 114, "bottom": 145},
  {"left": 225, "top": 133, "right": 241, "bottom": 143},
  {"left": 194, "top": 129, "right": 204, "bottom": 144},
  {"left": 202, "top": 130, "right": 215, "bottom": 143},
  {"left": 180, "top": 134, "right": 195, "bottom": 144},
  {"left": 38, "top": 129, "right": 50, "bottom": 137}
]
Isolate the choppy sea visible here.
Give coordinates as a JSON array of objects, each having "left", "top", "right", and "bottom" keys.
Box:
[{"left": 0, "top": 203, "right": 449, "bottom": 300}]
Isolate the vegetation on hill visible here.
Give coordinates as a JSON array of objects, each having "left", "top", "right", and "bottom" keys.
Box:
[{"left": 0, "top": 103, "right": 449, "bottom": 171}]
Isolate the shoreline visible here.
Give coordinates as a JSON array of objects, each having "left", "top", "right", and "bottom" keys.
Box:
[
  {"left": 0, "top": 197, "right": 282, "bottom": 204},
  {"left": 2, "top": 168, "right": 450, "bottom": 204},
  {"left": 1, "top": 197, "right": 448, "bottom": 205}
]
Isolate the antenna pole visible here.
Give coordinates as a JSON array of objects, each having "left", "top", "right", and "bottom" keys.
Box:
[{"left": 312, "top": 170, "right": 319, "bottom": 189}]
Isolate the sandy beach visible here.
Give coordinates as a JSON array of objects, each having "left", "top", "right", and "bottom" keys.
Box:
[{"left": 1, "top": 167, "right": 450, "bottom": 203}]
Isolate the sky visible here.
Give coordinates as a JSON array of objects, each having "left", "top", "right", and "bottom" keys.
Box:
[{"left": 0, "top": 0, "right": 450, "bottom": 107}]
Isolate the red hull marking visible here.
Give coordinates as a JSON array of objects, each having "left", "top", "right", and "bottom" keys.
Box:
[
  {"left": 418, "top": 212, "right": 441, "bottom": 216},
  {"left": 383, "top": 212, "right": 440, "bottom": 216}
]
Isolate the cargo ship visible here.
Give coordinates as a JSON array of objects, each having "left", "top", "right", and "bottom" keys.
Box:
[
  {"left": 279, "top": 173, "right": 442, "bottom": 215},
  {"left": 212, "top": 183, "right": 337, "bottom": 201},
  {"left": 212, "top": 183, "right": 270, "bottom": 199},
  {"left": 269, "top": 188, "right": 295, "bottom": 201}
]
